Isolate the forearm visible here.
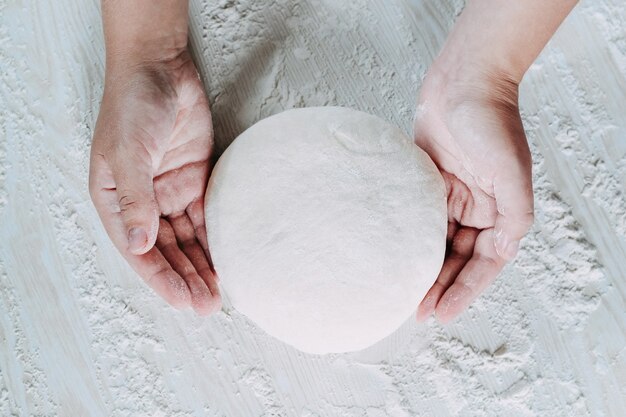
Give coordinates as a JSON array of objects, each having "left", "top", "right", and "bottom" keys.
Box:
[
  {"left": 101, "top": 0, "right": 189, "bottom": 70},
  {"left": 434, "top": 0, "right": 578, "bottom": 83}
]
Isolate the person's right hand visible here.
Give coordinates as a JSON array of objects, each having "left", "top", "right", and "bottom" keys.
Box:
[
  {"left": 89, "top": 50, "right": 221, "bottom": 315},
  {"left": 413, "top": 61, "right": 534, "bottom": 324}
]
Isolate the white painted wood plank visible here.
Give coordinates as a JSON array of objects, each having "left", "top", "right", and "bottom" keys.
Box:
[{"left": 1, "top": 0, "right": 625, "bottom": 416}]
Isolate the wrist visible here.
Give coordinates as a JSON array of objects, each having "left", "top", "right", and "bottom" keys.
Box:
[
  {"left": 103, "top": 40, "right": 192, "bottom": 90},
  {"left": 105, "top": 35, "right": 188, "bottom": 72},
  {"left": 101, "top": 0, "right": 189, "bottom": 72},
  {"left": 426, "top": 51, "right": 519, "bottom": 100},
  {"left": 431, "top": 0, "right": 578, "bottom": 86},
  {"left": 102, "top": 49, "right": 193, "bottom": 104},
  {"left": 420, "top": 50, "right": 520, "bottom": 123},
  {"left": 431, "top": 27, "right": 525, "bottom": 88}
]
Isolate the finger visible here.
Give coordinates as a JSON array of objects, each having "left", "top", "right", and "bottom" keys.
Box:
[
  {"left": 153, "top": 161, "right": 208, "bottom": 217},
  {"left": 156, "top": 218, "right": 215, "bottom": 315},
  {"left": 186, "top": 198, "right": 218, "bottom": 279},
  {"left": 90, "top": 186, "right": 192, "bottom": 308},
  {"left": 169, "top": 214, "right": 221, "bottom": 314},
  {"left": 493, "top": 151, "right": 534, "bottom": 260},
  {"left": 416, "top": 220, "right": 458, "bottom": 323},
  {"left": 186, "top": 199, "right": 209, "bottom": 256},
  {"left": 446, "top": 220, "right": 459, "bottom": 245},
  {"left": 434, "top": 228, "right": 506, "bottom": 324},
  {"left": 416, "top": 226, "right": 479, "bottom": 322},
  {"left": 132, "top": 246, "right": 193, "bottom": 309},
  {"left": 89, "top": 152, "right": 118, "bottom": 216},
  {"left": 109, "top": 142, "right": 160, "bottom": 255},
  {"left": 442, "top": 171, "right": 497, "bottom": 229}
]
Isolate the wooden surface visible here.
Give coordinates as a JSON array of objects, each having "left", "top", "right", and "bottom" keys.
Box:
[{"left": 1, "top": 0, "right": 625, "bottom": 416}]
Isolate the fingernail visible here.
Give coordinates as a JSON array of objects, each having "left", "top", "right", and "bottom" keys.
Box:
[
  {"left": 128, "top": 227, "right": 147, "bottom": 252},
  {"left": 504, "top": 240, "right": 520, "bottom": 260}
]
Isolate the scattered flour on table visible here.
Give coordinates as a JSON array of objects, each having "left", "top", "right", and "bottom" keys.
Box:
[{"left": 0, "top": 0, "right": 624, "bottom": 415}]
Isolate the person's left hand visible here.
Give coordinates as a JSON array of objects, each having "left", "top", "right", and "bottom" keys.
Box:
[{"left": 89, "top": 50, "right": 221, "bottom": 314}]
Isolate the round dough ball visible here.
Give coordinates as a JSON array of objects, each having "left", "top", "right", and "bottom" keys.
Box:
[{"left": 205, "top": 107, "right": 446, "bottom": 354}]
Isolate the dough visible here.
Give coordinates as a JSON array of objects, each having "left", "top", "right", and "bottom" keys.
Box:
[{"left": 205, "top": 107, "right": 446, "bottom": 354}]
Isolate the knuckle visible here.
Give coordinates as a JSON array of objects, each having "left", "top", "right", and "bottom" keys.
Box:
[
  {"left": 118, "top": 193, "right": 137, "bottom": 211},
  {"left": 114, "top": 180, "right": 157, "bottom": 219}
]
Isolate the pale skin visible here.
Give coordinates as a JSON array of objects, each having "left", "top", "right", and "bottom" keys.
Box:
[{"left": 90, "top": 0, "right": 578, "bottom": 321}]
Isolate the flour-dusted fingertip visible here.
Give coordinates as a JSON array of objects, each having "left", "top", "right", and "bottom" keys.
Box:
[
  {"left": 415, "top": 308, "right": 430, "bottom": 323},
  {"left": 416, "top": 293, "right": 436, "bottom": 322},
  {"left": 160, "top": 273, "right": 192, "bottom": 310},
  {"left": 435, "top": 303, "right": 458, "bottom": 325}
]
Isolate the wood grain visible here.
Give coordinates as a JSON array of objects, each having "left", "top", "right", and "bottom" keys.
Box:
[{"left": 1, "top": 0, "right": 625, "bottom": 415}]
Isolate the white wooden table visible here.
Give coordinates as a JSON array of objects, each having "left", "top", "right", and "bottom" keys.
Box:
[{"left": 1, "top": 1, "right": 625, "bottom": 416}]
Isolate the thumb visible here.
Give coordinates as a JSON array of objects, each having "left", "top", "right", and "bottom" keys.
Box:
[
  {"left": 493, "top": 158, "right": 534, "bottom": 261},
  {"left": 111, "top": 149, "right": 159, "bottom": 255}
]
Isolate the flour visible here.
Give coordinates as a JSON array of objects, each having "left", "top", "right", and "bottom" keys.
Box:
[
  {"left": 1, "top": 0, "right": 625, "bottom": 415},
  {"left": 205, "top": 107, "right": 446, "bottom": 354}
]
